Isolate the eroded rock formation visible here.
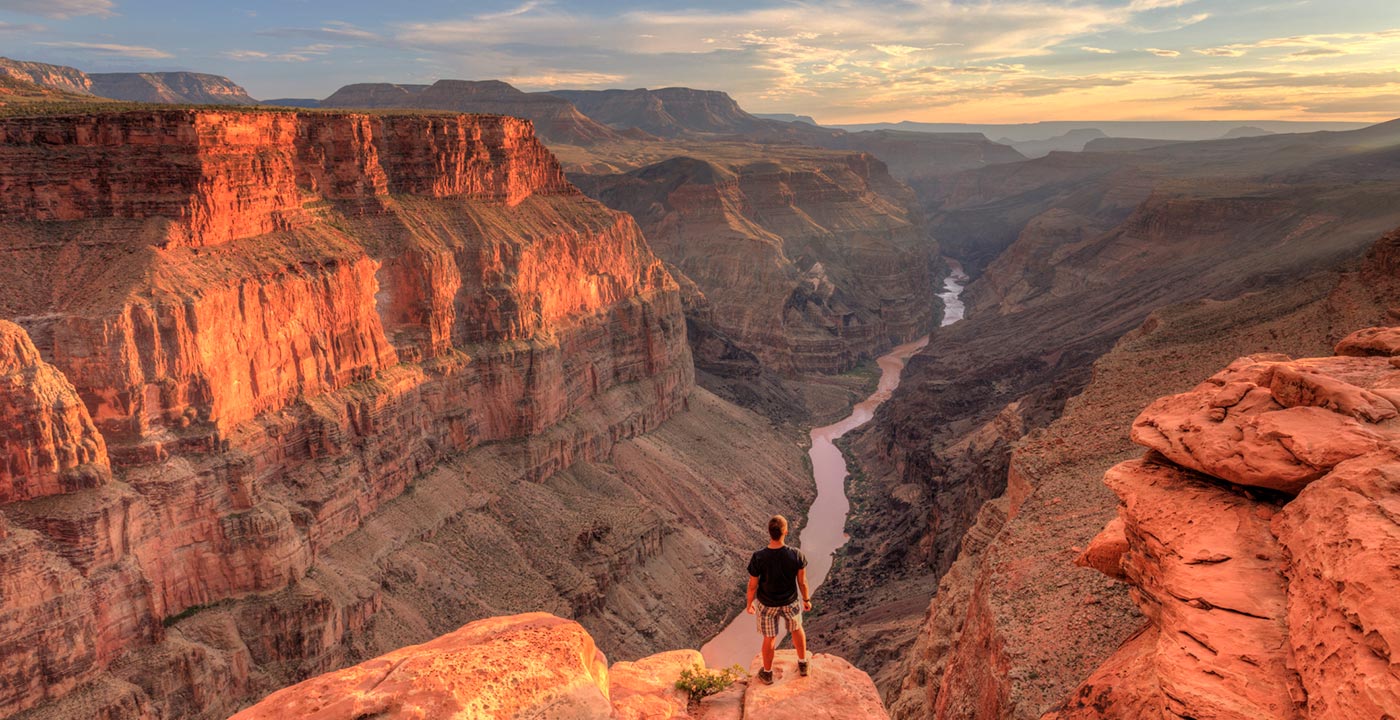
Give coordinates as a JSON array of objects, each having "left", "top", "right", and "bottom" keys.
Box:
[
  {"left": 232, "top": 613, "right": 890, "bottom": 720},
  {"left": 1053, "top": 332, "right": 1400, "bottom": 719},
  {"left": 321, "top": 80, "right": 620, "bottom": 145},
  {"left": 823, "top": 229, "right": 1400, "bottom": 717},
  {"left": 86, "top": 72, "right": 259, "bottom": 105},
  {"left": 0, "top": 107, "right": 814, "bottom": 720},
  {"left": 575, "top": 152, "right": 936, "bottom": 375}
]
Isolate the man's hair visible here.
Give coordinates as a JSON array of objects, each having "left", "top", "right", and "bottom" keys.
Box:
[{"left": 768, "top": 515, "right": 788, "bottom": 541}]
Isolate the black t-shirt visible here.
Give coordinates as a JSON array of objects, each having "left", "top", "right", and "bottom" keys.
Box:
[{"left": 747, "top": 545, "right": 808, "bottom": 607}]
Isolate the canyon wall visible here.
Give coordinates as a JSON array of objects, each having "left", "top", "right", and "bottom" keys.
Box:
[
  {"left": 574, "top": 150, "right": 938, "bottom": 376},
  {"left": 880, "top": 231, "right": 1400, "bottom": 719},
  {"left": 1048, "top": 316, "right": 1400, "bottom": 719},
  {"left": 806, "top": 120, "right": 1400, "bottom": 703},
  {"left": 0, "top": 108, "right": 806, "bottom": 719}
]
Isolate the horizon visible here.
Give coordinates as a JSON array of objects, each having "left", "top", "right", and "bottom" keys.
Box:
[{"left": 2, "top": 0, "right": 1399, "bottom": 125}]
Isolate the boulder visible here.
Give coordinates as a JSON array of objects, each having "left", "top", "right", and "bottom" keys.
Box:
[
  {"left": 744, "top": 651, "right": 889, "bottom": 720},
  {"left": 1131, "top": 353, "right": 1400, "bottom": 493},
  {"left": 229, "top": 613, "right": 612, "bottom": 720}
]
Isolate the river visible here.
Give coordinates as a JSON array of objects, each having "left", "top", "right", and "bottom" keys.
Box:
[{"left": 700, "top": 259, "right": 969, "bottom": 668}]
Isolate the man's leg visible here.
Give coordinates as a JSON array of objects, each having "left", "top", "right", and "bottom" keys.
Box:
[
  {"left": 792, "top": 626, "right": 807, "bottom": 661},
  {"left": 761, "top": 635, "right": 777, "bottom": 671}
]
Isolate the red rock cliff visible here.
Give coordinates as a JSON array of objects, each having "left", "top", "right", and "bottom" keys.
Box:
[
  {"left": 1050, "top": 331, "right": 1400, "bottom": 720},
  {"left": 0, "top": 108, "right": 695, "bottom": 719}
]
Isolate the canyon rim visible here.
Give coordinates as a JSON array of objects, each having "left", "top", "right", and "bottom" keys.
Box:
[{"left": 3, "top": 1, "right": 1400, "bottom": 717}]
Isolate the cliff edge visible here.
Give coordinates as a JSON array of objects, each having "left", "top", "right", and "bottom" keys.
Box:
[
  {"left": 232, "top": 612, "right": 890, "bottom": 720},
  {"left": 1047, "top": 325, "right": 1400, "bottom": 719}
]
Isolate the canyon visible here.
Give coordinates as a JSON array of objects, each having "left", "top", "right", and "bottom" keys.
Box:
[
  {"left": 2, "top": 53, "right": 1399, "bottom": 720},
  {"left": 0, "top": 106, "right": 824, "bottom": 719},
  {"left": 807, "top": 119, "right": 1400, "bottom": 711}
]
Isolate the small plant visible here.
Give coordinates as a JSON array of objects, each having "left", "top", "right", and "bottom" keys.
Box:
[{"left": 675, "top": 663, "right": 747, "bottom": 707}]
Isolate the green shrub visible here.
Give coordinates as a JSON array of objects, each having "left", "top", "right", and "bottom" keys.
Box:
[{"left": 675, "top": 664, "right": 747, "bottom": 706}]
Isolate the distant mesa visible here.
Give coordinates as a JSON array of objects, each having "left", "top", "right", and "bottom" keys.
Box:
[
  {"left": 552, "top": 87, "right": 773, "bottom": 137},
  {"left": 320, "top": 79, "right": 620, "bottom": 145},
  {"left": 0, "top": 73, "right": 105, "bottom": 106},
  {"left": 997, "top": 128, "right": 1107, "bottom": 158},
  {"left": 1220, "top": 125, "right": 1276, "bottom": 139},
  {"left": 88, "top": 72, "right": 258, "bottom": 105},
  {"left": 1081, "top": 136, "right": 1184, "bottom": 152},
  {"left": 0, "top": 57, "right": 257, "bottom": 105},
  {"left": 261, "top": 97, "right": 321, "bottom": 108},
  {"left": 755, "top": 112, "right": 820, "bottom": 125}
]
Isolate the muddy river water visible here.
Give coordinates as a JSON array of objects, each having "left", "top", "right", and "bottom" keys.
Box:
[{"left": 700, "top": 260, "right": 969, "bottom": 668}]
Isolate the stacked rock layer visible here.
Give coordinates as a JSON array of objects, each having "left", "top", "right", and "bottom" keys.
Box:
[
  {"left": 1051, "top": 326, "right": 1400, "bottom": 719},
  {"left": 0, "top": 109, "right": 694, "bottom": 719}
]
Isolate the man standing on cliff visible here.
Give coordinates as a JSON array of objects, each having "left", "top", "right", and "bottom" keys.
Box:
[{"left": 745, "top": 515, "right": 812, "bottom": 684}]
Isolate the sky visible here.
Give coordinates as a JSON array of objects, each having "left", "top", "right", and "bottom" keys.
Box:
[{"left": 2, "top": 0, "right": 1399, "bottom": 124}]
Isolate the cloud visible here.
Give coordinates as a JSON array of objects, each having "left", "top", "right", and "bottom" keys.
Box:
[
  {"left": 35, "top": 41, "right": 171, "bottom": 59},
  {"left": 503, "top": 70, "right": 626, "bottom": 89},
  {"left": 258, "top": 21, "right": 383, "bottom": 44},
  {"left": 1195, "top": 27, "right": 1400, "bottom": 60},
  {"left": 390, "top": 0, "right": 1211, "bottom": 109},
  {"left": 1183, "top": 70, "right": 1400, "bottom": 90},
  {"left": 1080, "top": 46, "right": 1115, "bottom": 54},
  {"left": 1195, "top": 47, "right": 1245, "bottom": 57},
  {"left": 0, "top": 0, "right": 111, "bottom": 18},
  {"left": 1286, "top": 47, "right": 1346, "bottom": 59},
  {"left": 1145, "top": 48, "right": 1180, "bottom": 57},
  {"left": 225, "top": 44, "right": 336, "bottom": 63},
  {"left": 1302, "top": 94, "right": 1400, "bottom": 114},
  {"left": 0, "top": 20, "right": 44, "bottom": 32},
  {"left": 1127, "top": 0, "right": 1199, "bottom": 10}
]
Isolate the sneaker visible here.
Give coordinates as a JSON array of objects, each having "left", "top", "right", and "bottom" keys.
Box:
[
  {"left": 798, "top": 659, "right": 810, "bottom": 677},
  {"left": 757, "top": 669, "right": 774, "bottom": 685}
]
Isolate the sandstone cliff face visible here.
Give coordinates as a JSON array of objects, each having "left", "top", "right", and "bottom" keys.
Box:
[
  {"left": 232, "top": 613, "right": 890, "bottom": 720},
  {"left": 0, "top": 57, "right": 93, "bottom": 96},
  {"left": 0, "top": 320, "right": 109, "bottom": 504},
  {"left": 1052, "top": 328, "right": 1400, "bottom": 720},
  {"left": 86, "top": 72, "right": 259, "bottom": 105},
  {"left": 877, "top": 232, "right": 1400, "bottom": 720},
  {"left": 0, "top": 107, "right": 723, "bottom": 719},
  {"left": 808, "top": 121, "right": 1400, "bottom": 702},
  {"left": 575, "top": 152, "right": 937, "bottom": 375}
]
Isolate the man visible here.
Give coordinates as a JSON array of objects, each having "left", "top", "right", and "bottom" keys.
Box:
[{"left": 745, "top": 514, "right": 812, "bottom": 684}]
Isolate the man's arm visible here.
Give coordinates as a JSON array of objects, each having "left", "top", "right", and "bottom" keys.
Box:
[
  {"left": 797, "top": 569, "right": 812, "bottom": 612},
  {"left": 745, "top": 576, "right": 759, "bottom": 614}
]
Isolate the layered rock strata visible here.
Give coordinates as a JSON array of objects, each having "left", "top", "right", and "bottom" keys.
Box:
[
  {"left": 232, "top": 613, "right": 890, "bottom": 720},
  {"left": 809, "top": 128, "right": 1400, "bottom": 698},
  {"left": 820, "top": 229, "right": 1400, "bottom": 716},
  {"left": 321, "top": 80, "right": 619, "bottom": 145},
  {"left": 1052, "top": 329, "right": 1400, "bottom": 719},
  {"left": 575, "top": 152, "right": 937, "bottom": 375},
  {"left": 0, "top": 108, "right": 737, "bottom": 719}
]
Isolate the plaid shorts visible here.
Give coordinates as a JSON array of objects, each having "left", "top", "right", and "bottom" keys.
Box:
[{"left": 756, "top": 600, "right": 803, "bottom": 638}]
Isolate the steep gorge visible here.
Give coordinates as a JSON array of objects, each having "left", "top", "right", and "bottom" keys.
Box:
[
  {"left": 0, "top": 108, "right": 808, "bottom": 719},
  {"left": 808, "top": 122, "right": 1400, "bottom": 706},
  {"left": 574, "top": 150, "right": 937, "bottom": 377}
]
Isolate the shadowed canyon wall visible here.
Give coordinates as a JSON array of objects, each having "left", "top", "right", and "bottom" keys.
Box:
[
  {"left": 574, "top": 151, "right": 938, "bottom": 377},
  {"left": 861, "top": 231, "right": 1400, "bottom": 718},
  {"left": 0, "top": 108, "right": 809, "bottom": 719},
  {"left": 808, "top": 121, "right": 1400, "bottom": 703}
]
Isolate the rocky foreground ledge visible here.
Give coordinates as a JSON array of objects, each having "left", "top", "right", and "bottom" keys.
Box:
[
  {"left": 1049, "top": 324, "right": 1400, "bottom": 719},
  {"left": 231, "top": 613, "right": 889, "bottom": 719}
]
